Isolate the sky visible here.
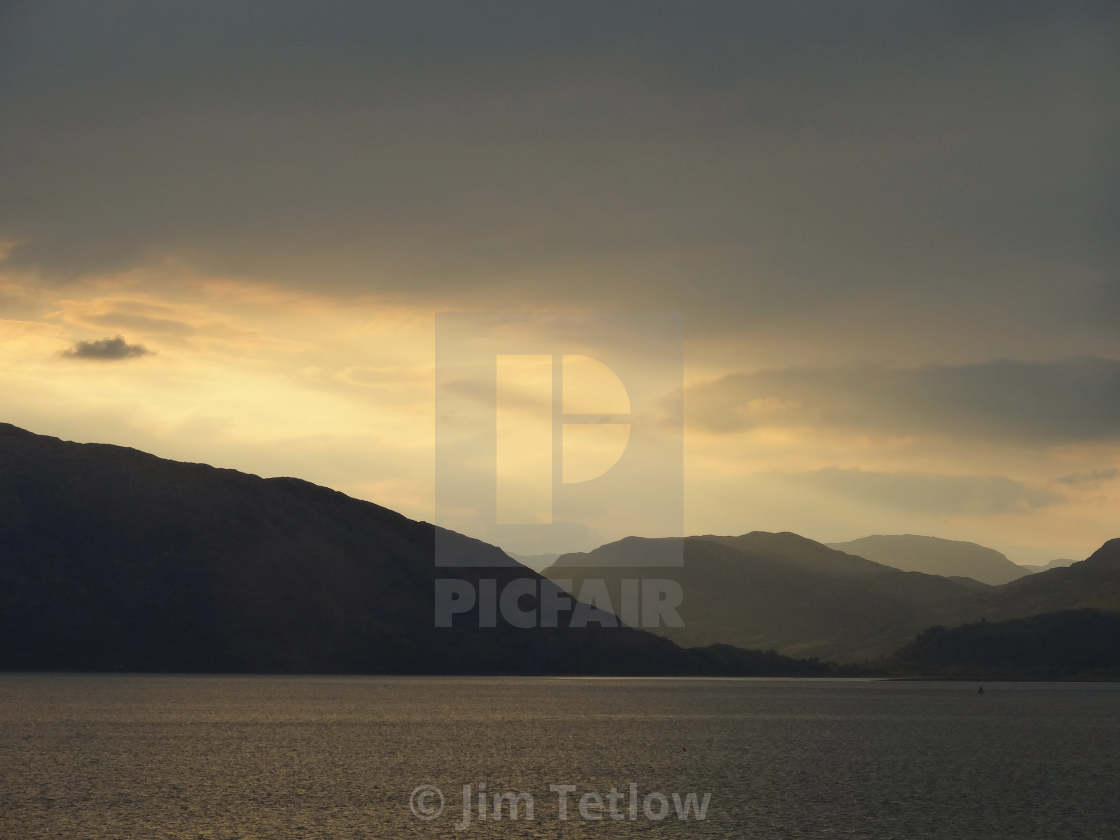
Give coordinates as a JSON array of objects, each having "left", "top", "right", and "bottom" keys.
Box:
[{"left": 1, "top": 1, "right": 1117, "bottom": 564}]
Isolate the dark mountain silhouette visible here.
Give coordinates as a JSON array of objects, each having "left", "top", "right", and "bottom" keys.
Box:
[
  {"left": 544, "top": 532, "right": 990, "bottom": 662},
  {"left": 892, "top": 609, "right": 1120, "bottom": 679},
  {"left": 5, "top": 422, "right": 1115, "bottom": 674},
  {"left": 828, "top": 534, "right": 1028, "bottom": 585},
  {"left": 0, "top": 423, "right": 838, "bottom": 675},
  {"left": 507, "top": 553, "right": 560, "bottom": 573}
]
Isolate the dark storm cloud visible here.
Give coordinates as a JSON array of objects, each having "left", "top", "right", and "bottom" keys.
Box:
[
  {"left": 786, "top": 468, "right": 1061, "bottom": 515},
  {"left": 687, "top": 357, "right": 1120, "bottom": 443},
  {"left": 0, "top": 1, "right": 1116, "bottom": 343},
  {"left": 62, "top": 336, "right": 152, "bottom": 361}
]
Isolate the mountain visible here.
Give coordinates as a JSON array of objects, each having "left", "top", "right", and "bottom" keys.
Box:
[
  {"left": 0, "top": 423, "right": 833, "bottom": 675},
  {"left": 984, "top": 540, "right": 1120, "bottom": 620},
  {"left": 827, "top": 534, "right": 1028, "bottom": 585},
  {"left": 6, "top": 421, "right": 1115, "bottom": 674},
  {"left": 545, "top": 532, "right": 1120, "bottom": 663},
  {"left": 1017, "top": 558, "right": 1075, "bottom": 573},
  {"left": 893, "top": 609, "right": 1120, "bottom": 679},
  {"left": 544, "top": 532, "right": 990, "bottom": 662}
]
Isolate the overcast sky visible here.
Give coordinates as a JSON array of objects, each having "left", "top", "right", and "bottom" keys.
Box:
[{"left": 2, "top": 1, "right": 1117, "bottom": 563}]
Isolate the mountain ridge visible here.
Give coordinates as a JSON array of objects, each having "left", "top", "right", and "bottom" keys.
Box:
[
  {"left": 545, "top": 531, "right": 990, "bottom": 661},
  {"left": 544, "top": 531, "right": 1120, "bottom": 662},
  {"left": 5, "top": 422, "right": 1116, "bottom": 672},
  {"left": 0, "top": 422, "right": 832, "bottom": 676},
  {"left": 827, "top": 534, "right": 1027, "bottom": 585}
]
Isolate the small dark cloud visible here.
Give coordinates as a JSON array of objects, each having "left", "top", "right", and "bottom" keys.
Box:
[
  {"left": 1053, "top": 467, "right": 1119, "bottom": 486},
  {"left": 62, "top": 335, "right": 152, "bottom": 361}
]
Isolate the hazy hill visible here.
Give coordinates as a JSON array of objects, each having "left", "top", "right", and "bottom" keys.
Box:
[
  {"left": 893, "top": 609, "right": 1120, "bottom": 679},
  {"left": 545, "top": 533, "right": 1120, "bottom": 663},
  {"left": 985, "top": 540, "right": 1120, "bottom": 620},
  {"left": 828, "top": 534, "right": 1027, "bottom": 585},
  {"left": 0, "top": 423, "right": 832, "bottom": 675},
  {"left": 1016, "top": 558, "right": 1075, "bottom": 573},
  {"left": 545, "top": 532, "right": 989, "bottom": 662}
]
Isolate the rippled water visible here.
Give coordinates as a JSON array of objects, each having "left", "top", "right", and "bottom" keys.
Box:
[{"left": 1, "top": 675, "right": 1117, "bottom": 838}]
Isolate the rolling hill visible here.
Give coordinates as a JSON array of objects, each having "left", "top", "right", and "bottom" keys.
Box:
[
  {"left": 985, "top": 539, "right": 1120, "bottom": 620},
  {"left": 544, "top": 532, "right": 990, "bottom": 661},
  {"left": 544, "top": 533, "right": 1120, "bottom": 663},
  {"left": 827, "top": 534, "right": 1028, "bottom": 585}
]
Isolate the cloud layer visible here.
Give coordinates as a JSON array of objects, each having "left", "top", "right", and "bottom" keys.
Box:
[
  {"left": 785, "top": 468, "right": 1062, "bottom": 516},
  {"left": 688, "top": 358, "right": 1120, "bottom": 444},
  {"left": 1, "top": 1, "right": 1116, "bottom": 361}
]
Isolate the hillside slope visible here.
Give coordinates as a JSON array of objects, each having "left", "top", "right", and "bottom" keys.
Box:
[
  {"left": 828, "top": 534, "right": 1027, "bottom": 585},
  {"left": 987, "top": 540, "right": 1120, "bottom": 620},
  {"left": 545, "top": 533, "right": 1120, "bottom": 662},
  {"left": 893, "top": 609, "right": 1120, "bottom": 679},
  {"left": 545, "top": 532, "right": 988, "bottom": 661}
]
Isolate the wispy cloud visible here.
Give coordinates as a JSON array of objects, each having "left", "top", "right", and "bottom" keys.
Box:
[
  {"left": 1053, "top": 468, "right": 1119, "bottom": 487},
  {"left": 687, "top": 359, "right": 1120, "bottom": 444},
  {"left": 784, "top": 468, "right": 1062, "bottom": 516},
  {"left": 84, "top": 311, "right": 194, "bottom": 336}
]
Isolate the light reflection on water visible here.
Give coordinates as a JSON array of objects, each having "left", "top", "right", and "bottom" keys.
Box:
[{"left": 1, "top": 675, "right": 1117, "bottom": 838}]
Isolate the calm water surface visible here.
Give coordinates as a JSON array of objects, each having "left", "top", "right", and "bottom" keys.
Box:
[{"left": 1, "top": 675, "right": 1117, "bottom": 838}]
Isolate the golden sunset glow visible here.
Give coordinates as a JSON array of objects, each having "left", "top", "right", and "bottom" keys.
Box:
[
  {"left": 2, "top": 259, "right": 1117, "bottom": 564},
  {"left": 1, "top": 3, "right": 1116, "bottom": 566}
]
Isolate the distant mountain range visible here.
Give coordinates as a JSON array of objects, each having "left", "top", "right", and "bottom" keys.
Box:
[
  {"left": 1017, "top": 558, "right": 1075, "bottom": 573},
  {"left": 544, "top": 534, "right": 988, "bottom": 661},
  {"left": 827, "top": 534, "right": 1028, "bottom": 585},
  {"left": 3, "top": 421, "right": 1116, "bottom": 675},
  {"left": 545, "top": 534, "right": 1120, "bottom": 662}
]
